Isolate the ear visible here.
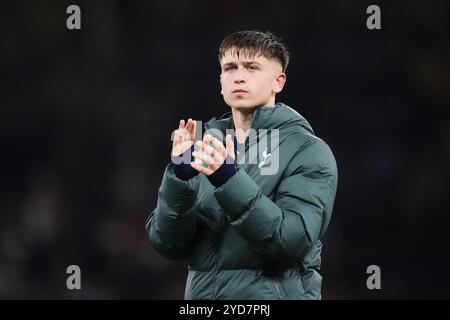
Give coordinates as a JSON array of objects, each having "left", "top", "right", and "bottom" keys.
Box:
[{"left": 273, "top": 73, "right": 286, "bottom": 94}]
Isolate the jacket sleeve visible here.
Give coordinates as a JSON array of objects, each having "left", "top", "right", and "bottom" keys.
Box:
[
  {"left": 213, "top": 139, "right": 338, "bottom": 265},
  {"left": 145, "top": 163, "right": 199, "bottom": 260}
]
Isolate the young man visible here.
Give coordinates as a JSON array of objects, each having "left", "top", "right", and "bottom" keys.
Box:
[{"left": 146, "top": 31, "right": 338, "bottom": 299}]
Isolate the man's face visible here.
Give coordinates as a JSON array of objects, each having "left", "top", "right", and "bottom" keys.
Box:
[{"left": 219, "top": 48, "right": 286, "bottom": 111}]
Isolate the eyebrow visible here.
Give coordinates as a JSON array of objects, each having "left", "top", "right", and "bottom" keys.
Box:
[{"left": 222, "top": 61, "right": 262, "bottom": 68}]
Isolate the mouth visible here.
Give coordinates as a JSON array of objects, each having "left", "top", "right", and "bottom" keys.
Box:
[{"left": 233, "top": 89, "right": 248, "bottom": 94}]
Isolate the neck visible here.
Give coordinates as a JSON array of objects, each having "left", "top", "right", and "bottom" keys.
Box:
[
  {"left": 231, "top": 108, "right": 254, "bottom": 144},
  {"left": 231, "top": 101, "right": 276, "bottom": 144}
]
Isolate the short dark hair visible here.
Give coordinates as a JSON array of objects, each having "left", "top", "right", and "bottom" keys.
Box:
[{"left": 218, "top": 30, "right": 290, "bottom": 72}]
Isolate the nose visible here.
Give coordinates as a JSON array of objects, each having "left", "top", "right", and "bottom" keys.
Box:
[{"left": 233, "top": 66, "right": 245, "bottom": 84}]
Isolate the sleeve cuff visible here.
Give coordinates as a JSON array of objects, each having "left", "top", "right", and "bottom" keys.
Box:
[
  {"left": 162, "top": 164, "right": 197, "bottom": 212},
  {"left": 172, "top": 145, "right": 199, "bottom": 181},
  {"left": 207, "top": 155, "right": 237, "bottom": 187},
  {"left": 214, "top": 167, "right": 261, "bottom": 220}
]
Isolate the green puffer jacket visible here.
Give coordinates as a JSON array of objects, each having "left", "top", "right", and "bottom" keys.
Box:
[{"left": 146, "top": 102, "right": 338, "bottom": 299}]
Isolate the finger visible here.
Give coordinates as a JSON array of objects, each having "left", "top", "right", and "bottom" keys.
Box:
[
  {"left": 184, "top": 119, "right": 195, "bottom": 140},
  {"left": 179, "top": 119, "right": 185, "bottom": 131},
  {"left": 193, "top": 147, "right": 223, "bottom": 166},
  {"left": 172, "top": 129, "right": 178, "bottom": 148},
  {"left": 190, "top": 120, "right": 197, "bottom": 141},
  {"left": 185, "top": 118, "right": 192, "bottom": 133},
  {"left": 195, "top": 140, "right": 216, "bottom": 157},
  {"left": 192, "top": 150, "right": 221, "bottom": 167},
  {"left": 178, "top": 129, "right": 184, "bottom": 145},
  {"left": 226, "top": 134, "right": 235, "bottom": 159},
  {"left": 204, "top": 134, "right": 227, "bottom": 158},
  {"left": 172, "top": 132, "right": 182, "bottom": 155},
  {"left": 190, "top": 159, "right": 214, "bottom": 176},
  {"left": 196, "top": 141, "right": 223, "bottom": 164},
  {"left": 173, "top": 128, "right": 182, "bottom": 142}
]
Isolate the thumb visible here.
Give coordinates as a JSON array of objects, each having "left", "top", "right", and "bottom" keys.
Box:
[{"left": 225, "top": 134, "right": 235, "bottom": 159}]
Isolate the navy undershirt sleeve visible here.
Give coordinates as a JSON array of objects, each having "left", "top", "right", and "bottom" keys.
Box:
[{"left": 172, "top": 144, "right": 199, "bottom": 181}]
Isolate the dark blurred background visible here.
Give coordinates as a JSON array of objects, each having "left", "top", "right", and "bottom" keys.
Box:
[{"left": 1, "top": 0, "right": 449, "bottom": 299}]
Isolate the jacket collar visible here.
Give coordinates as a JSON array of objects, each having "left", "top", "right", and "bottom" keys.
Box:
[{"left": 204, "top": 102, "right": 283, "bottom": 132}]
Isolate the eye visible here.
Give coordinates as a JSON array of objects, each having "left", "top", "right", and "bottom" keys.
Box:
[
  {"left": 224, "top": 65, "right": 237, "bottom": 71},
  {"left": 247, "top": 65, "right": 258, "bottom": 70}
]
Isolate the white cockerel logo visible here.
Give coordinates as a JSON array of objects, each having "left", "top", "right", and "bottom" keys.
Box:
[{"left": 258, "top": 148, "right": 272, "bottom": 168}]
